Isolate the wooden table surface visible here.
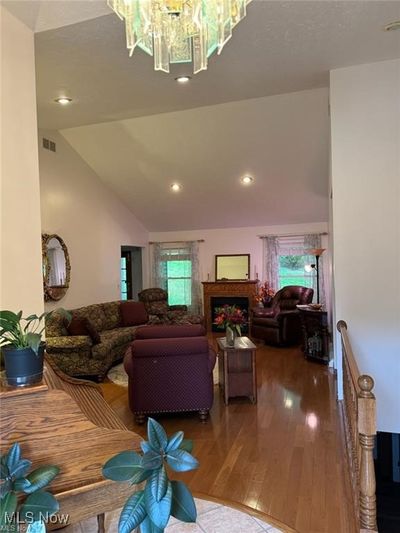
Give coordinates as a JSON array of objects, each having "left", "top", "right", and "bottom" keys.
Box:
[
  {"left": 217, "top": 336, "right": 256, "bottom": 351},
  {"left": 0, "top": 382, "right": 141, "bottom": 527}
]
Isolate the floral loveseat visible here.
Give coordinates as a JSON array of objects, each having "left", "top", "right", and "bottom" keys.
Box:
[
  {"left": 46, "top": 297, "right": 203, "bottom": 381},
  {"left": 45, "top": 301, "right": 146, "bottom": 381}
]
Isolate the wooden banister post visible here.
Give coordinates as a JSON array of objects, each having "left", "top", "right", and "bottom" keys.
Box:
[{"left": 357, "top": 375, "right": 377, "bottom": 531}]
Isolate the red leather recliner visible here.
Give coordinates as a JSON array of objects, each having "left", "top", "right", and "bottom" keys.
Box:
[{"left": 251, "top": 286, "right": 314, "bottom": 346}]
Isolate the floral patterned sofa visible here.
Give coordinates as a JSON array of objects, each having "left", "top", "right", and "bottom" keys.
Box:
[{"left": 46, "top": 296, "right": 203, "bottom": 381}]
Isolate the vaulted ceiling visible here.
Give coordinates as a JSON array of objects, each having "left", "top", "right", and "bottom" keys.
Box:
[
  {"left": 61, "top": 88, "right": 330, "bottom": 231},
  {"left": 5, "top": 1, "right": 400, "bottom": 231}
]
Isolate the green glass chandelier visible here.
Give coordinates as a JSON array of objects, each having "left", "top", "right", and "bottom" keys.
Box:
[{"left": 108, "top": 0, "right": 252, "bottom": 74}]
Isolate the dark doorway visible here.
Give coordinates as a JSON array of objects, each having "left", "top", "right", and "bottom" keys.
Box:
[
  {"left": 120, "top": 246, "right": 143, "bottom": 300},
  {"left": 376, "top": 431, "right": 400, "bottom": 532}
]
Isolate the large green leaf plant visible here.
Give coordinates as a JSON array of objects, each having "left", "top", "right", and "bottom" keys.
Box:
[
  {"left": 0, "top": 310, "right": 71, "bottom": 355},
  {"left": 103, "top": 418, "right": 199, "bottom": 533},
  {"left": 0, "top": 311, "right": 49, "bottom": 355},
  {"left": 0, "top": 443, "right": 60, "bottom": 532}
]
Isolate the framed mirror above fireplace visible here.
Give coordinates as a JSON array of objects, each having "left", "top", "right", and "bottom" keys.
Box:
[{"left": 215, "top": 254, "right": 250, "bottom": 281}]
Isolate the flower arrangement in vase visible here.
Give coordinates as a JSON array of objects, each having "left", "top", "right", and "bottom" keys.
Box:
[
  {"left": 255, "top": 281, "right": 276, "bottom": 307},
  {"left": 213, "top": 305, "right": 247, "bottom": 346}
]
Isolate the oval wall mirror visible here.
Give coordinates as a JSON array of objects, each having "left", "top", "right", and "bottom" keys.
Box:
[{"left": 42, "top": 233, "right": 71, "bottom": 301}]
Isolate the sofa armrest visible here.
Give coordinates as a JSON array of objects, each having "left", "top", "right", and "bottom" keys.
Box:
[
  {"left": 46, "top": 335, "right": 93, "bottom": 353},
  {"left": 252, "top": 307, "right": 276, "bottom": 318}
]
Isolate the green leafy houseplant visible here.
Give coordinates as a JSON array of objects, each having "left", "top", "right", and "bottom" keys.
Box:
[
  {"left": 0, "top": 311, "right": 49, "bottom": 355},
  {"left": 0, "top": 443, "right": 60, "bottom": 533},
  {"left": 0, "top": 309, "right": 70, "bottom": 386},
  {"left": 103, "top": 418, "right": 198, "bottom": 533}
]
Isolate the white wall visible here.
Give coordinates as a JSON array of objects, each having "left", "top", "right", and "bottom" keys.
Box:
[
  {"left": 149, "top": 221, "right": 329, "bottom": 297},
  {"left": 0, "top": 7, "right": 44, "bottom": 316},
  {"left": 39, "top": 130, "right": 149, "bottom": 310},
  {"left": 330, "top": 59, "right": 400, "bottom": 433}
]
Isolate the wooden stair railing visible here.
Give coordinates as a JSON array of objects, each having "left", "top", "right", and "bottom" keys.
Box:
[{"left": 337, "top": 320, "right": 377, "bottom": 532}]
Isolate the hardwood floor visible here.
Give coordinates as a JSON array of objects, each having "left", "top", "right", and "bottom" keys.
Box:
[{"left": 102, "top": 337, "right": 356, "bottom": 533}]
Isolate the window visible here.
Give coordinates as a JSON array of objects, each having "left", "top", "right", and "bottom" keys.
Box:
[
  {"left": 277, "top": 236, "right": 315, "bottom": 296},
  {"left": 157, "top": 246, "right": 192, "bottom": 306},
  {"left": 166, "top": 259, "right": 192, "bottom": 306},
  {"left": 153, "top": 241, "right": 201, "bottom": 314},
  {"left": 278, "top": 254, "right": 315, "bottom": 290}
]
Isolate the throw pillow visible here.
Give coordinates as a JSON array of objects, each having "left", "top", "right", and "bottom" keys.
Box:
[
  {"left": 64, "top": 317, "right": 101, "bottom": 344},
  {"left": 120, "top": 301, "right": 149, "bottom": 326}
]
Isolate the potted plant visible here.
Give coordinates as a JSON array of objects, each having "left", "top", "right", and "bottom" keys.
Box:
[
  {"left": 0, "top": 310, "right": 51, "bottom": 387},
  {"left": 103, "top": 418, "right": 198, "bottom": 533},
  {"left": 213, "top": 304, "right": 247, "bottom": 346},
  {"left": 0, "top": 443, "right": 59, "bottom": 532}
]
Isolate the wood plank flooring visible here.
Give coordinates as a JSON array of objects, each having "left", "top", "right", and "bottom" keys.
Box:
[{"left": 102, "top": 336, "right": 356, "bottom": 533}]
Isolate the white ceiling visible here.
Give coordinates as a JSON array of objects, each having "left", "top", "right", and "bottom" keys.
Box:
[
  {"left": 5, "top": 1, "right": 400, "bottom": 231},
  {"left": 2, "top": 0, "right": 110, "bottom": 32},
  {"left": 32, "top": 0, "right": 400, "bottom": 130},
  {"left": 60, "top": 88, "right": 329, "bottom": 231}
]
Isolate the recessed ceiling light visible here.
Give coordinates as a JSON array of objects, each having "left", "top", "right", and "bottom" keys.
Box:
[
  {"left": 171, "top": 183, "right": 182, "bottom": 192},
  {"left": 55, "top": 97, "right": 72, "bottom": 105},
  {"left": 175, "top": 76, "right": 191, "bottom": 84},
  {"left": 384, "top": 21, "right": 400, "bottom": 31},
  {"left": 241, "top": 175, "right": 254, "bottom": 185}
]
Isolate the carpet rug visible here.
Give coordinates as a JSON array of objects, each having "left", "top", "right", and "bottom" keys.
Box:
[
  {"left": 62, "top": 497, "right": 283, "bottom": 532},
  {"left": 106, "top": 363, "right": 128, "bottom": 387}
]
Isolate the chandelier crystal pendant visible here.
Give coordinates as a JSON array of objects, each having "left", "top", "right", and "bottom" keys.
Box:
[{"left": 108, "top": 0, "right": 252, "bottom": 74}]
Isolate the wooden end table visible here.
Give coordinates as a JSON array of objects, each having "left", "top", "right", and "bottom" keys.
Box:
[{"left": 217, "top": 336, "right": 257, "bottom": 404}]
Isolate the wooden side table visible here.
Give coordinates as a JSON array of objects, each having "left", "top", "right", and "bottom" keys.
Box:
[
  {"left": 217, "top": 336, "right": 257, "bottom": 404},
  {"left": 297, "top": 306, "right": 330, "bottom": 364}
]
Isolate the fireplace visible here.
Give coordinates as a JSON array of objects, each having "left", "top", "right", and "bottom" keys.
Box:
[
  {"left": 211, "top": 296, "right": 249, "bottom": 333},
  {"left": 202, "top": 281, "right": 258, "bottom": 332}
]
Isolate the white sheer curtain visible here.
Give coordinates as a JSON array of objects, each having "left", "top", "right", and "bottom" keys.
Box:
[
  {"left": 151, "top": 241, "right": 202, "bottom": 314},
  {"left": 188, "top": 241, "right": 202, "bottom": 314},
  {"left": 263, "top": 236, "right": 279, "bottom": 290},
  {"left": 262, "top": 234, "right": 326, "bottom": 305},
  {"left": 152, "top": 243, "right": 168, "bottom": 289}
]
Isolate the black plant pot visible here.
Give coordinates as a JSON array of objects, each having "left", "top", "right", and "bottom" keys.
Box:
[{"left": 3, "top": 342, "right": 45, "bottom": 387}]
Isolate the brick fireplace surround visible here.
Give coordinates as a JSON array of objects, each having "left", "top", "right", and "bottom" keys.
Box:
[{"left": 202, "top": 281, "right": 258, "bottom": 332}]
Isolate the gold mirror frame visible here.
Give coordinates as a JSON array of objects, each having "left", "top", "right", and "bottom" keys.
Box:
[
  {"left": 42, "top": 233, "right": 71, "bottom": 302},
  {"left": 215, "top": 254, "right": 250, "bottom": 281}
]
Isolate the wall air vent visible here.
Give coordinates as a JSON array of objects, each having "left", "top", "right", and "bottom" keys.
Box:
[{"left": 42, "top": 138, "right": 56, "bottom": 152}]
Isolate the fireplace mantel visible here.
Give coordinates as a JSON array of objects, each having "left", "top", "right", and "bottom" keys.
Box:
[{"left": 202, "top": 281, "right": 258, "bottom": 331}]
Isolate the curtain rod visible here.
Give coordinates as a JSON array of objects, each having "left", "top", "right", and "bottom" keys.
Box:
[
  {"left": 149, "top": 239, "right": 205, "bottom": 244},
  {"left": 258, "top": 232, "right": 328, "bottom": 238}
]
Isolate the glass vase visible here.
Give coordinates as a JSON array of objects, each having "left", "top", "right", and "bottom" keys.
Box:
[{"left": 226, "top": 326, "right": 238, "bottom": 346}]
